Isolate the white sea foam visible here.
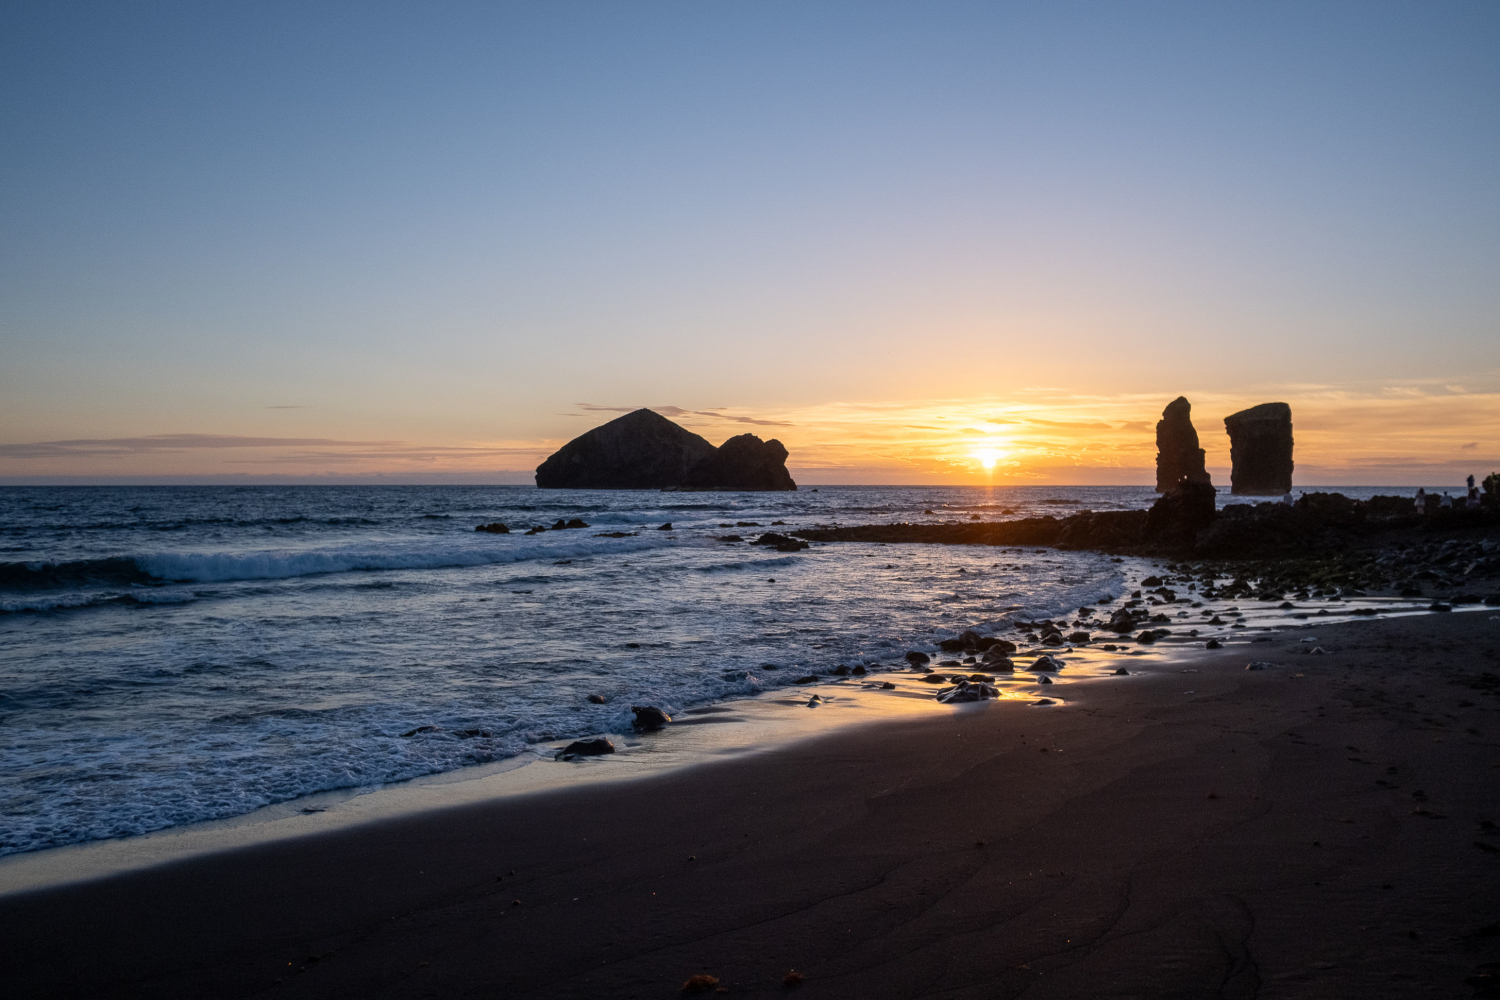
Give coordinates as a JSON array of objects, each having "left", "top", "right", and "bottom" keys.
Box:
[
  {"left": 0, "top": 484, "right": 1156, "bottom": 857},
  {"left": 134, "top": 533, "right": 685, "bottom": 583}
]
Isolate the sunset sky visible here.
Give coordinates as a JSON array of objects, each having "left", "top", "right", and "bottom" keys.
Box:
[{"left": 2, "top": 2, "right": 1497, "bottom": 486}]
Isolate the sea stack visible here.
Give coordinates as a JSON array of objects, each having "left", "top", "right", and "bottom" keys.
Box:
[
  {"left": 535, "top": 409, "right": 797, "bottom": 491},
  {"left": 683, "top": 433, "right": 796, "bottom": 491},
  {"left": 1224, "top": 402, "right": 1293, "bottom": 495},
  {"left": 535, "top": 409, "right": 716, "bottom": 489},
  {"left": 1154, "top": 396, "right": 1211, "bottom": 493}
]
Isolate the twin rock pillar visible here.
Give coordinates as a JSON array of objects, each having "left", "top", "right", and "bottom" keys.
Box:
[{"left": 1154, "top": 397, "right": 1294, "bottom": 496}]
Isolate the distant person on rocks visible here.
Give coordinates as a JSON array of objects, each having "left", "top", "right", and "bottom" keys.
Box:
[
  {"left": 1415, "top": 487, "right": 1426, "bottom": 512},
  {"left": 1440, "top": 492, "right": 1453, "bottom": 508},
  {"left": 1281, "top": 492, "right": 1293, "bottom": 505}
]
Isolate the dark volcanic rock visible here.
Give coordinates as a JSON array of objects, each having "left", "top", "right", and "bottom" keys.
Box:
[
  {"left": 1143, "top": 480, "right": 1218, "bottom": 552},
  {"left": 1155, "top": 397, "right": 1211, "bottom": 493},
  {"left": 1055, "top": 510, "right": 1148, "bottom": 551},
  {"left": 557, "top": 738, "right": 614, "bottom": 757},
  {"left": 1225, "top": 402, "right": 1294, "bottom": 495},
  {"left": 536, "top": 409, "right": 716, "bottom": 489},
  {"left": 683, "top": 434, "right": 797, "bottom": 491},
  {"left": 536, "top": 410, "right": 796, "bottom": 491},
  {"left": 630, "top": 705, "right": 672, "bottom": 730},
  {"left": 751, "top": 532, "right": 809, "bottom": 552}
]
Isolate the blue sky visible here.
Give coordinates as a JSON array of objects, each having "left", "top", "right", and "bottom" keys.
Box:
[{"left": 2, "top": 1, "right": 1497, "bottom": 483}]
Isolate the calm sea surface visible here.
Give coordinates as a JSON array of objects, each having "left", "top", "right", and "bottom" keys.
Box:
[{"left": 0, "top": 484, "right": 1413, "bottom": 856}]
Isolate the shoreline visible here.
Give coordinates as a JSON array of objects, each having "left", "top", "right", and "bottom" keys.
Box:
[
  {"left": 0, "top": 558, "right": 1476, "bottom": 896},
  {"left": 0, "top": 568, "right": 1463, "bottom": 897},
  {"left": 5, "top": 608, "right": 1499, "bottom": 997}
]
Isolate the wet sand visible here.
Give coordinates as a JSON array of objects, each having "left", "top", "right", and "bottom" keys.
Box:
[{"left": 5, "top": 609, "right": 1500, "bottom": 999}]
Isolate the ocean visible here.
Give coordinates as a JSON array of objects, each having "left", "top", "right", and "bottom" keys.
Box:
[{"left": 0, "top": 484, "right": 1414, "bottom": 857}]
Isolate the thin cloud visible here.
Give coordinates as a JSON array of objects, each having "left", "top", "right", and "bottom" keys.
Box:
[
  {"left": 0, "top": 434, "right": 399, "bottom": 459},
  {"left": 573, "top": 403, "right": 792, "bottom": 427}
]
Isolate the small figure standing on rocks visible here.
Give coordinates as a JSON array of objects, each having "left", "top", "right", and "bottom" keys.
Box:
[{"left": 1415, "top": 487, "right": 1426, "bottom": 513}]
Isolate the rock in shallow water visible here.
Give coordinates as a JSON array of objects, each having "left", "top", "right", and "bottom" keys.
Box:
[
  {"left": 557, "top": 738, "right": 614, "bottom": 758},
  {"left": 1030, "top": 654, "right": 1064, "bottom": 672},
  {"left": 630, "top": 705, "right": 671, "bottom": 730},
  {"left": 935, "top": 680, "right": 999, "bottom": 703}
]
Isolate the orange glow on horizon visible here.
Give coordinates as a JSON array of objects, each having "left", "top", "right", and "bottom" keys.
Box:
[{"left": 1, "top": 380, "right": 1496, "bottom": 485}]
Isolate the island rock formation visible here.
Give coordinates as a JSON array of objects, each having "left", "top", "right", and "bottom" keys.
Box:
[
  {"left": 683, "top": 434, "right": 796, "bottom": 491},
  {"left": 535, "top": 409, "right": 797, "bottom": 491},
  {"left": 1154, "top": 396, "right": 1211, "bottom": 493},
  {"left": 1224, "top": 402, "right": 1294, "bottom": 495}
]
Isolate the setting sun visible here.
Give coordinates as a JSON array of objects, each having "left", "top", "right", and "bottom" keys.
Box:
[{"left": 973, "top": 446, "right": 1006, "bottom": 470}]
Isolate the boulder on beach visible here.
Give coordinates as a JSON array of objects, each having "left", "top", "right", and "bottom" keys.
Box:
[
  {"left": 534, "top": 409, "right": 797, "bottom": 491},
  {"left": 936, "top": 679, "right": 999, "bottom": 703},
  {"left": 630, "top": 705, "right": 672, "bottom": 730},
  {"left": 1155, "top": 397, "right": 1212, "bottom": 493},
  {"left": 1225, "top": 402, "right": 1294, "bottom": 495},
  {"left": 557, "top": 738, "right": 615, "bottom": 757}
]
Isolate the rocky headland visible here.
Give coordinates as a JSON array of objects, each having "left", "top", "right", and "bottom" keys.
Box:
[
  {"left": 535, "top": 408, "right": 796, "bottom": 491},
  {"left": 794, "top": 487, "right": 1498, "bottom": 579}
]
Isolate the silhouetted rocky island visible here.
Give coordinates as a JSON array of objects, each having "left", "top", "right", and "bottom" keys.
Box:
[{"left": 535, "top": 408, "right": 796, "bottom": 491}]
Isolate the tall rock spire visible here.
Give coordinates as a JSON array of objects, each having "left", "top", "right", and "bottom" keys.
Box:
[
  {"left": 1155, "top": 397, "right": 1212, "bottom": 493},
  {"left": 1224, "top": 402, "right": 1294, "bottom": 495}
]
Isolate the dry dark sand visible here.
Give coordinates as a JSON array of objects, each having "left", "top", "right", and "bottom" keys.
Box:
[{"left": 6, "top": 611, "right": 1500, "bottom": 999}]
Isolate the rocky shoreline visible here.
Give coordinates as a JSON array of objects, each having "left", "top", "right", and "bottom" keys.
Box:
[{"left": 793, "top": 488, "right": 1500, "bottom": 602}]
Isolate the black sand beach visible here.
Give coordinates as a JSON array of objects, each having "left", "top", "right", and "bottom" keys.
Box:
[{"left": 5, "top": 609, "right": 1499, "bottom": 999}]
